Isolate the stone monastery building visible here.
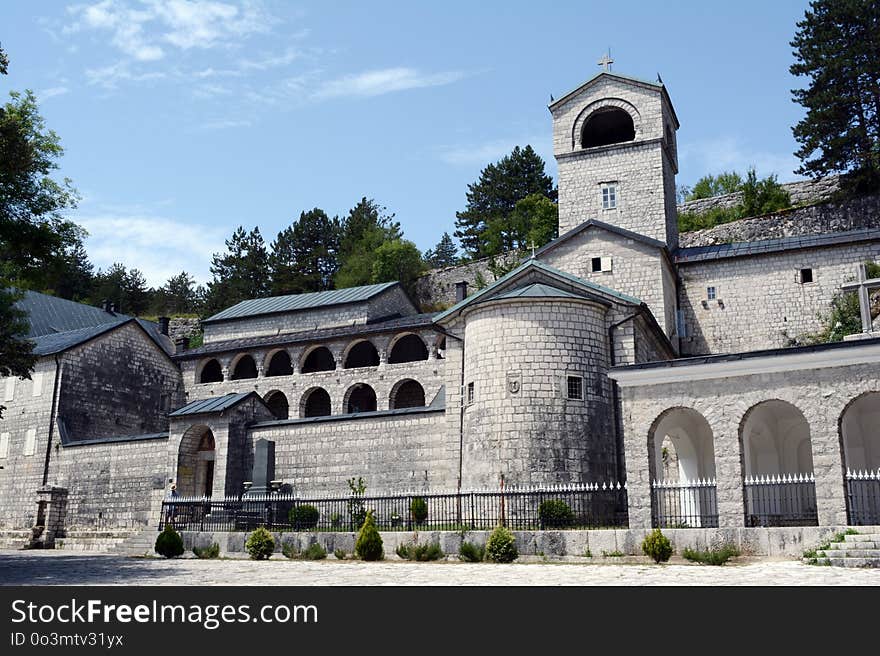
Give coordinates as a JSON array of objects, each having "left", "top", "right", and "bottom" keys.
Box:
[{"left": 2, "top": 69, "right": 880, "bottom": 546}]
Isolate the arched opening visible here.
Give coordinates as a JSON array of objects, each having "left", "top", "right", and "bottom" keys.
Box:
[
  {"left": 345, "top": 383, "right": 377, "bottom": 414},
  {"left": 581, "top": 108, "right": 635, "bottom": 148},
  {"left": 177, "top": 425, "right": 216, "bottom": 498},
  {"left": 199, "top": 359, "right": 223, "bottom": 384},
  {"left": 231, "top": 354, "right": 258, "bottom": 380},
  {"left": 264, "top": 390, "right": 289, "bottom": 420},
  {"left": 436, "top": 336, "right": 446, "bottom": 359},
  {"left": 740, "top": 400, "right": 817, "bottom": 526},
  {"left": 300, "top": 387, "right": 332, "bottom": 418},
  {"left": 390, "top": 379, "right": 426, "bottom": 409},
  {"left": 388, "top": 334, "right": 428, "bottom": 364},
  {"left": 301, "top": 346, "right": 336, "bottom": 373},
  {"left": 344, "top": 341, "right": 379, "bottom": 369},
  {"left": 839, "top": 392, "right": 880, "bottom": 525},
  {"left": 648, "top": 407, "right": 717, "bottom": 527},
  {"left": 265, "top": 350, "right": 293, "bottom": 377}
]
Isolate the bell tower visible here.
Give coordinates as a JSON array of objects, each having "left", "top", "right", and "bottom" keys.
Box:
[{"left": 549, "top": 65, "right": 680, "bottom": 249}]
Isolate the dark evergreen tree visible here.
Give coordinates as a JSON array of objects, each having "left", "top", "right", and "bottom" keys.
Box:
[
  {"left": 790, "top": 0, "right": 880, "bottom": 192},
  {"left": 270, "top": 208, "right": 341, "bottom": 295},
  {"left": 454, "top": 145, "right": 555, "bottom": 258},
  {"left": 335, "top": 198, "right": 402, "bottom": 289},
  {"left": 424, "top": 232, "right": 459, "bottom": 268},
  {"left": 50, "top": 238, "right": 94, "bottom": 301},
  {"left": 153, "top": 271, "right": 202, "bottom": 315},
  {"left": 204, "top": 226, "right": 270, "bottom": 314}
]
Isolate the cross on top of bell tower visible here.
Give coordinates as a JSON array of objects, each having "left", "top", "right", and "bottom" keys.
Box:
[{"left": 598, "top": 51, "right": 613, "bottom": 72}]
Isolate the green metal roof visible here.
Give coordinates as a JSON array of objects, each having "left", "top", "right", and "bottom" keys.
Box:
[
  {"left": 491, "top": 283, "right": 589, "bottom": 301},
  {"left": 204, "top": 282, "right": 400, "bottom": 324},
  {"left": 169, "top": 392, "right": 259, "bottom": 416}
]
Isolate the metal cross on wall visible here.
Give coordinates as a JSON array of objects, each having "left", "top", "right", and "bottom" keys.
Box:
[
  {"left": 841, "top": 263, "right": 880, "bottom": 333},
  {"left": 598, "top": 52, "right": 613, "bottom": 71}
]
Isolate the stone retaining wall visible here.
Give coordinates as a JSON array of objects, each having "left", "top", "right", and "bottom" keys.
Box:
[{"left": 677, "top": 175, "right": 841, "bottom": 218}]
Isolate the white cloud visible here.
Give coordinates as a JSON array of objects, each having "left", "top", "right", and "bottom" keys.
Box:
[
  {"left": 38, "top": 86, "right": 71, "bottom": 100},
  {"left": 438, "top": 137, "right": 554, "bottom": 170},
  {"left": 312, "top": 67, "right": 466, "bottom": 100},
  {"left": 678, "top": 136, "right": 803, "bottom": 184},
  {"left": 85, "top": 61, "right": 166, "bottom": 88},
  {"left": 199, "top": 118, "right": 252, "bottom": 130},
  {"left": 78, "top": 213, "right": 227, "bottom": 285}
]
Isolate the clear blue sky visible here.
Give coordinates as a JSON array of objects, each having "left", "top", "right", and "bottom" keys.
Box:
[{"left": 3, "top": 0, "right": 812, "bottom": 286}]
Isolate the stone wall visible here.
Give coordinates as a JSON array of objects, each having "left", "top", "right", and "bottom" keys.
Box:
[
  {"left": 677, "top": 175, "right": 841, "bottom": 218},
  {"left": 414, "top": 252, "right": 520, "bottom": 310},
  {"left": 247, "top": 407, "right": 453, "bottom": 493},
  {"left": 679, "top": 240, "right": 880, "bottom": 355},
  {"left": 679, "top": 191, "right": 879, "bottom": 248},
  {"left": 168, "top": 317, "right": 201, "bottom": 343}
]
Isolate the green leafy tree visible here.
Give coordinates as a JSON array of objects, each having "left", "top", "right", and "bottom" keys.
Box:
[
  {"left": 0, "top": 43, "right": 8, "bottom": 75},
  {"left": 790, "top": 0, "right": 880, "bottom": 193},
  {"left": 91, "top": 264, "right": 151, "bottom": 315},
  {"left": 454, "top": 145, "right": 555, "bottom": 258},
  {"left": 204, "top": 226, "right": 270, "bottom": 313},
  {"left": 686, "top": 171, "right": 744, "bottom": 200},
  {"left": 424, "top": 232, "right": 459, "bottom": 268},
  {"left": 153, "top": 271, "right": 203, "bottom": 315},
  {"left": 0, "top": 288, "right": 35, "bottom": 418},
  {"left": 271, "top": 208, "right": 341, "bottom": 295},
  {"left": 338, "top": 197, "right": 400, "bottom": 260},
  {"left": 370, "top": 239, "right": 426, "bottom": 296},
  {"left": 49, "top": 238, "right": 94, "bottom": 301},
  {"left": 678, "top": 168, "right": 791, "bottom": 231},
  {"left": 740, "top": 169, "right": 792, "bottom": 217}
]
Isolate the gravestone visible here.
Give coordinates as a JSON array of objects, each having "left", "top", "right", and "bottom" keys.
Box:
[{"left": 244, "top": 439, "right": 275, "bottom": 497}]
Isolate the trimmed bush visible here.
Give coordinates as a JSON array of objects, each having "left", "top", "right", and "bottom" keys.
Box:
[
  {"left": 333, "top": 548, "right": 347, "bottom": 560},
  {"left": 302, "top": 542, "right": 327, "bottom": 560},
  {"left": 355, "top": 510, "right": 384, "bottom": 561},
  {"left": 682, "top": 545, "right": 739, "bottom": 566},
  {"left": 288, "top": 504, "right": 320, "bottom": 530},
  {"left": 641, "top": 528, "right": 673, "bottom": 564},
  {"left": 538, "top": 499, "right": 574, "bottom": 528},
  {"left": 397, "top": 540, "right": 444, "bottom": 561},
  {"left": 459, "top": 541, "right": 485, "bottom": 563},
  {"left": 154, "top": 524, "right": 184, "bottom": 559},
  {"left": 245, "top": 527, "right": 275, "bottom": 560},
  {"left": 192, "top": 542, "right": 220, "bottom": 559},
  {"left": 281, "top": 541, "right": 300, "bottom": 559},
  {"left": 410, "top": 497, "right": 428, "bottom": 525},
  {"left": 485, "top": 525, "right": 518, "bottom": 563}
]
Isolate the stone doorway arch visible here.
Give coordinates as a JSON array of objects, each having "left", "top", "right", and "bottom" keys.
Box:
[{"left": 177, "top": 425, "right": 216, "bottom": 497}]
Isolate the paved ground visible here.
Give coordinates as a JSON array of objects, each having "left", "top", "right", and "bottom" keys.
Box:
[{"left": 1, "top": 550, "right": 879, "bottom": 585}]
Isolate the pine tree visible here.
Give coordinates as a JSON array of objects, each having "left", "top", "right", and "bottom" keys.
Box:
[
  {"left": 270, "top": 209, "right": 341, "bottom": 295},
  {"left": 454, "top": 145, "right": 555, "bottom": 258},
  {"left": 205, "top": 226, "right": 270, "bottom": 313},
  {"left": 155, "top": 271, "right": 201, "bottom": 315},
  {"left": 424, "top": 232, "right": 459, "bottom": 268},
  {"left": 335, "top": 198, "right": 402, "bottom": 289},
  {"left": 51, "top": 239, "right": 94, "bottom": 301},
  {"left": 790, "top": 0, "right": 880, "bottom": 192}
]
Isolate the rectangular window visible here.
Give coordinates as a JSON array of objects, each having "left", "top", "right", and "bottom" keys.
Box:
[
  {"left": 591, "top": 257, "right": 612, "bottom": 273},
  {"left": 466, "top": 382, "right": 474, "bottom": 405},
  {"left": 566, "top": 376, "right": 583, "bottom": 401},
  {"left": 32, "top": 372, "right": 43, "bottom": 397},
  {"left": 24, "top": 428, "right": 36, "bottom": 456},
  {"left": 601, "top": 184, "right": 617, "bottom": 209},
  {"left": 4, "top": 377, "right": 13, "bottom": 402},
  {"left": 0, "top": 432, "right": 8, "bottom": 459},
  {"left": 591, "top": 257, "right": 602, "bottom": 272},
  {"left": 799, "top": 268, "right": 814, "bottom": 284},
  {"left": 707, "top": 286, "right": 717, "bottom": 301}
]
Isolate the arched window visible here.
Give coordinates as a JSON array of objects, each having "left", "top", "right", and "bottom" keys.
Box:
[
  {"left": 266, "top": 350, "right": 292, "bottom": 377},
  {"left": 265, "top": 391, "right": 289, "bottom": 420},
  {"left": 301, "top": 387, "right": 332, "bottom": 418},
  {"left": 344, "top": 341, "right": 379, "bottom": 369},
  {"left": 345, "top": 383, "right": 377, "bottom": 413},
  {"left": 199, "top": 359, "right": 223, "bottom": 384},
  {"left": 388, "top": 334, "right": 428, "bottom": 364},
  {"left": 389, "top": 379, "right": 426, "bottom": 409},
  {"left": 436, "top": 336, "right": 446, "bottom": 359},
  {"left": 581, "top": 108, "right": 635, "bottom": 148},
  {"left": 301, "top": 346, "right": 336, "bottom": 373},
  {"left": 840, "top": 392, "right": 880, "bottom": 525},
  {"left": 231, "top": 355, "right": 258, "bottom": 380}
]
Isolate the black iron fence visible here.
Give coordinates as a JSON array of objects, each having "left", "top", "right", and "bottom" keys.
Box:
[
  {"left": 846, "top": 469, "right": 880, "bottom": 526},
  {"left": 651, "top": 479, "right": 718, "bottom": 528},
  {"left": 158, "top": 482, "right": 629, "bottom": 532},
  {"left": 743, "top": 474, "right": 818, "bottom": 527}
]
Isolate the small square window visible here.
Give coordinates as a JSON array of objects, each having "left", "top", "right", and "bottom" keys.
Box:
[
  {"left": 601, "top": 184, "right": 617, "bottom": 209},
  {"left": 799, "top": 268, "right": 814, "bottom": 284},
  {"left": 466, "top": 382, "right": 474, "bottom": 405},
  {"left": 707, "top": 286, "right": 717, "bottom": 301},
  {"left": 567, "top": 376, "right": 583, "bottom": 401},
  {"left": 591, "top": 257, "right": 603, "bottom": 273}
]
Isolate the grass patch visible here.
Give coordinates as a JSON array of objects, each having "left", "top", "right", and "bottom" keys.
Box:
[{"left": 601, "top": 550, "right": 624, "bottom": 558}]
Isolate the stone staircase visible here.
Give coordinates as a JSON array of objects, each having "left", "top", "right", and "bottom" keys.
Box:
[
  {"left": 105, "top": 527, "right": 160, "bottom": 557},
  {"left": 813, "top": 532, "right": 880, "bottom": 568}
]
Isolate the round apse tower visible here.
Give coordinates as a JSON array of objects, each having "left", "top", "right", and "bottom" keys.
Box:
[{"left": 458, "top": 285, "right": 616, "bottom": 489}]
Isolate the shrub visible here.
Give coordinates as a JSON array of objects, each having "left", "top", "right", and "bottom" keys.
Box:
[
  {"left": 302, "top": 542, "right": 327, "bottom": 560},
  {"left": 192, "top": 542, "right": 220, "bottom": 559},
  {"left": 245, "top": 527, "right": 275, "bottom": 560},
  {"left": 288, "top": 504, "right": 320, "bottom": 530},
  {"left": 397, "top": 540, "right": 444, "bottom": 561},
  {"left": 538, "top": 499, "right": 574, "bottom": 528},
  {"left": 281, "top": 541, "right": 300, "bottom": 559},
  {"left": 333, "top": 548, "right": 347, "bottom": 560},
  {"left": 355, "top": 510, "right": 384, "bottom": 561},
  {"left": 459, "top": 541, "right": 485, "bottom": 563},
  {"left": 409, "top": 497, "right": 428, "bottom": 525},
  {"left": 641, "top": 528, "right": 673, "bottom": 563},
  {"left": 682, "top": 544, "right": 739, "bottom": 566},
  {"left": 154, "top": 524, "right": 184, "bottom": 559},
  {"left": 485, "top": 525, "right": 518, "bottom": 563}
]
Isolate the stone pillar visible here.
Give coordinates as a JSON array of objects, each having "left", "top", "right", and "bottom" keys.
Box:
[
  {"left": 289, "top": 348, "right": 302, "bottom": 374},
  {"left": 712, "top": 424, "right": 746, "bottom": 528},
  {"left": 622, "top": 400, "right": 652, "bottom": 529},
  {"left": 811, "top": 425, "right": 848, "bottom": 526},
  {"left": 31, "top": 486, "right": 68, "bottom": 549}
]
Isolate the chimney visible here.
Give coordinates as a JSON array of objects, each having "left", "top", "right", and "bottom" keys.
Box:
[
  {"left": 455, "top": 281, "right": 468, "bottom": 303},
  {"left": 109, "top": 302, "right": 117, "bottom": 314},
  {"left": 174, "top": 337, "right": 189, "bottom": 354},
  {"left": 158, "top": 316, "right": 170, "bottom": 336},
  {"left": 101, "top": 299, "right": 111, "bottom": 313}
]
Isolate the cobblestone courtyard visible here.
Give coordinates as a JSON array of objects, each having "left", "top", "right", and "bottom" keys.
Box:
[{"left": 1, "top": 550, "right": 879, "bottom": 585}]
